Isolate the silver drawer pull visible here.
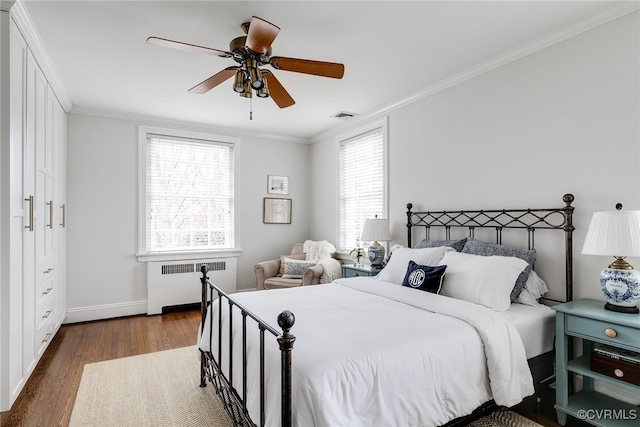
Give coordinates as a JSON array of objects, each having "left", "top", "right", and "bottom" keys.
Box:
[
  {"left": 42, "top": 332, "right": 52, "bottom": 343},
  {"left": 605, "top": 328, "right": 617, "bottom": 338},
  {"left": 614, "top": 369, "right": 624, "bottom": 378},
  {"left": 42, "top": 310, "right": 52, "bottom": 319},
  {"left": 42, "top": 287, "right": 52, "bottom": 295}
]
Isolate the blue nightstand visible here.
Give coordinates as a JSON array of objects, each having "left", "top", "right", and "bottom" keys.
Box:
[{"left": 553, "top": 299, "right": 640, "bottom": 426}]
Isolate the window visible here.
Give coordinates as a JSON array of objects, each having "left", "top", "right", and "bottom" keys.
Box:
[
  {"left": 138, "top": 126, "right": 238, "bottom": 257},
  {"left": 338, "top": 120, "right": 387, "bottom": 251}
]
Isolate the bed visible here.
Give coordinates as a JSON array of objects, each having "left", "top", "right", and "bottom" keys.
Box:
[{"left": 198, "top": 194, "right": 575, "bottom": 427}]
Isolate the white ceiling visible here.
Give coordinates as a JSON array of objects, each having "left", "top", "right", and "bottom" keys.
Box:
[{"left": 20, "top": 0, "right": 626, "bottom": 140}]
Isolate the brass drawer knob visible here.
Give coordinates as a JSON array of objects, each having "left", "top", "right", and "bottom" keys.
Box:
[
  {"left": 605, "top": 328, "right": 617, "bottom": 338},
  {"left": 614, "top": 369, "right": 624, "bottom": 378}
]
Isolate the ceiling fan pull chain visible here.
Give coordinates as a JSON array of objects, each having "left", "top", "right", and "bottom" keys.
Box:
[{"left": 250, "top": 96, "right": 253, "bottom": 120}]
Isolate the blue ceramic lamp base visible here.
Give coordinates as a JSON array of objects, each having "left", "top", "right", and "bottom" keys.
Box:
[
  {"left": 601, "top": 264, "right": 640, "bottom": 314},
  {"left": 368, "top": 243, "right": 385, "bottom": 268}
]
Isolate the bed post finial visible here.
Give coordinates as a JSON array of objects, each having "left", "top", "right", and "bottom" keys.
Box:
[
  {"left": 277, "top": 311, "right": 296, "bottom": 427},
  {"left": 563, "top": 193, "right": 574, "bottom": 206},
  {"left": 278, "top": 310, "right": 295, "bottom": 332}
]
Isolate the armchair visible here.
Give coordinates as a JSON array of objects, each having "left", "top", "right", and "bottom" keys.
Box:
[{"left": 254, "top": 243, "right": 343, "bottom": 290}]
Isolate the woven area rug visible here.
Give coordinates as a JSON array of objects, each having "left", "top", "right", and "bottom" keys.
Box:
[
  {"left": 69, "top": 346, "right": 232, "bottom": 427},
  {"left": 71, "top": 346, "right": 543, "bottom": 427},
  {"left": 469, "top": 408, "right": 545, "bottom": 427}
]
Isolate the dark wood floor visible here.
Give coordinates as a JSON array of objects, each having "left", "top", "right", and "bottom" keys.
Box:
[
  {"left": 1, "top": 309, "right": 201, "bottom": 427},
  {"left": 1, "top": 308, "right": 588, "bottom": 427}
]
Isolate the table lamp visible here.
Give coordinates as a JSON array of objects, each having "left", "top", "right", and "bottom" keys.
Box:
[
  {"left": 361, "top": 216, "right": 391, "bottom": 267},
  {"left": 582, "top": 203, "right": 640, "bottom": 313}
]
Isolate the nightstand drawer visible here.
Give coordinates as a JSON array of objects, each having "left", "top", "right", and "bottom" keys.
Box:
[
  {"left": 343, "top": 267, "right": 369, "bottom": 278},
  {"left": 567, "top": 315, "right": 637, "bottom": 348},
  {"left": 341, "top": 264, "right": 381, "bottom": 278}
]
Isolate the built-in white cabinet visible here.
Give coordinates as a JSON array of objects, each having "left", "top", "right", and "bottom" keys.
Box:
[{"left": 0, "top": 10, "right": 68, "bottom": 411}]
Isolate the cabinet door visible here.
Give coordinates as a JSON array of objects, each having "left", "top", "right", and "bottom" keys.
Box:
[
  {"left": 33, "top": 56, "right": 56, "bottom": 283},
  {"left": 53, "top": 93, "right": 67, "bottom": 327},
  {"left": 4, "top": 17, "right": 32, "bottom": 410},
  {"left": 21, "top": 49, "right": 42, "bottom": 375}
]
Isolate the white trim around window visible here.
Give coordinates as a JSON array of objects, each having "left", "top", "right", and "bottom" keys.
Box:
[
  {"left": 336, "top": 117, "right": 389, "bottom": 253},
  {"left": 137, "top": 125, "right": 241, "bottom": 262}
]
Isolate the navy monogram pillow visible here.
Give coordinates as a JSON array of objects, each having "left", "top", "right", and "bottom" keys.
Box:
[{"left": 401, "top": 261, "right": 447, "bottom": 294}]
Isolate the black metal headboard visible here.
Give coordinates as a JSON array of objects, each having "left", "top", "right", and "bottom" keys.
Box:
[{"left": 406, "top": 194, "right": 575, "bottom": 302}]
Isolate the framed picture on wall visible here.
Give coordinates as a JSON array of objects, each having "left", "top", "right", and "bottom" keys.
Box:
[
  {"left": 267, "top": 175, "right": 289, "bottom": 195},
  {"left": 263, "top": 198, "right": 292, "bottom": 224}
]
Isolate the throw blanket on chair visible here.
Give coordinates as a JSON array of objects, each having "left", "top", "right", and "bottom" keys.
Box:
[
  {"left": 304, "top": 240, "right": 336, "bottom": 259},
  {"left": 317, "top": 258, "right": 342, "bottom": 283},
  {"left": 303, "top": 240, "right": 341, "bottom": 283}
]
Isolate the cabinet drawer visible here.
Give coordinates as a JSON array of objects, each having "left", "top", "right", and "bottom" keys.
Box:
[
  {"left": 567, "top": 315, "right": 637, "bottom": 348},
  {"left": 35, "top": 258, "right": 56, "bottom": 285},
  {"left": 36, "top": 279, "right": 55, "bottom": 305},
  {"left": 36, "top": 316, "right": 54, "bottom": 354},
  {"left": 36, "top": 290, "right": 54, "bottom": 329}
]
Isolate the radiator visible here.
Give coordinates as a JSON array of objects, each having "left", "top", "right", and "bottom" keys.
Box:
[{"left": 147, "top": 258, "right": 237, "bottom": 315}]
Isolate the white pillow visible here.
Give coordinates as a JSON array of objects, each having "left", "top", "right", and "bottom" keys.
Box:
[
  {"left": 438, "top": 251, "right": 528, "bottom": 311},
  {"left": 376, "top": 247, "right": 452, "bottom": 285},
  {"left": 517, "top": 270, "right": 549, "bottom": 306}
]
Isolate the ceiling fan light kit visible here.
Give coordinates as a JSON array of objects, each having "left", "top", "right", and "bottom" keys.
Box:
[{"left": 147, "top": 15, "right": 345, "bottom": 115}]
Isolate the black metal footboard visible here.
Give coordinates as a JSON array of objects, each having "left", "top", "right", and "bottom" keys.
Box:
[{"left": 199, "top": 265, "right": 295, "bottom": 427}]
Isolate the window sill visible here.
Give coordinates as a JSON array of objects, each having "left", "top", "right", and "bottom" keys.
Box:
[{"left": 137, "top": 249, "right": 243, "bottom": 263}]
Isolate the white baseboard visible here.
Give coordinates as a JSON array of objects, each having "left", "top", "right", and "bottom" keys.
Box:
[{"left": 64, "top": 300, "right": 147, "bottom": 323}]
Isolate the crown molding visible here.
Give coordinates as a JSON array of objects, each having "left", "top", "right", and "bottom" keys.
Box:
[
  {"left": 1, "top": 1, "right": 15, "bottom": 12},
  {"left": 311, "top": 1, "right": 640, "bottom": 143},
  {"left": 70, "top": 107, "right": 310, "bottom": 144},
  {"left": 10, "top": 0, "right": 73, "bottom": 112}
]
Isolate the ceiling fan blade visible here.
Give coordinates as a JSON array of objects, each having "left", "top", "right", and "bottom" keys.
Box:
[
  {"left": 147, "top": 37, "right": 232, "bottom": 58},
  {"left": 269, "top": 57, "right": 344, "bottom": 79},
  {"left": 188, "top": 67, "right": 238, "bottom": 94},
  {"left": 245, "top": 16, "right": 280, "bottom": 55},
  {"left": 262, "top": 71, "right": 295, "bottom": 108}
]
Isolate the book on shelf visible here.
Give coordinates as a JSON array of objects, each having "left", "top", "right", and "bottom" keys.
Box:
[{"left": 593, "top": 344, "right": 640, "bottom": 366}]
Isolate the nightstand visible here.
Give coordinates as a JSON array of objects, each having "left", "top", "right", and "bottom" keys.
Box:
[
  {"left": 341, "top": 264, "right": 382, "bottom": 278},
  {"left": 554, "top": 299, "right": 640, "bottom": 426}
]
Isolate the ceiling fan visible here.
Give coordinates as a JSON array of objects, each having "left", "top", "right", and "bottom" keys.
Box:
[{"left": 147, "top": 16, "right": 345, "bottom": 109}]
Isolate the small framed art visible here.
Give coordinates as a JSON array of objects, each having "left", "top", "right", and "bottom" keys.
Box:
[
  {"left": 267, "top": 175, "right": 289, "bottom": 195},
  {"left": 263, "top": 198, "right": 292, "bottom": 224}
]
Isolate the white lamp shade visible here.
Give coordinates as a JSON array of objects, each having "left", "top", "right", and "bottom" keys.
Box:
[
  {"left": 361, "top": 218, "right": 391, "bottom": 242},
  {"left": 582, "top": 210, "right": 640, "bottom": 257}
]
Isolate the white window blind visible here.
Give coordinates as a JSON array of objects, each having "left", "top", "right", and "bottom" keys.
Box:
[
  {"left": 339, "top": 127, "right": 385, "bottom": 251},
  {"left": 145, "top": 134, "right": 234, "bottom": 252}
]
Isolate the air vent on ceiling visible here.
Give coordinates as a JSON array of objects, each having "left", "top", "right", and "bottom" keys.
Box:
[{"left": 331, "top": 111, "right": 359, "bottom": 120}]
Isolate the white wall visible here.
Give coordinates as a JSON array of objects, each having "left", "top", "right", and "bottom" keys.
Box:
[
  {"left": 66, "top": 113, "right": 310, "bottom": 321},
  {"left": 310, "top": 12, "right": 640, "bottom": 302}
]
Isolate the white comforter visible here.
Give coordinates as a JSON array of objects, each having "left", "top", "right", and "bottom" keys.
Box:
[{"left": 198, "top": 278, "right": 534, "bottom": 427}]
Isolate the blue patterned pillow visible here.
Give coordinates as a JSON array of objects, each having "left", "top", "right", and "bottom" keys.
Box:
[
  {"left": 402, "top": 261, "right": 447, "bottom": 294},
  {"left": 415, "top": 238, "right": 467, "bottom": 252},
  {"left": 282, "top": 259, "right": 317, "bottom": 279},
  {"left": 461, "top": 239, "right": 536, "bottom": 302}
]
